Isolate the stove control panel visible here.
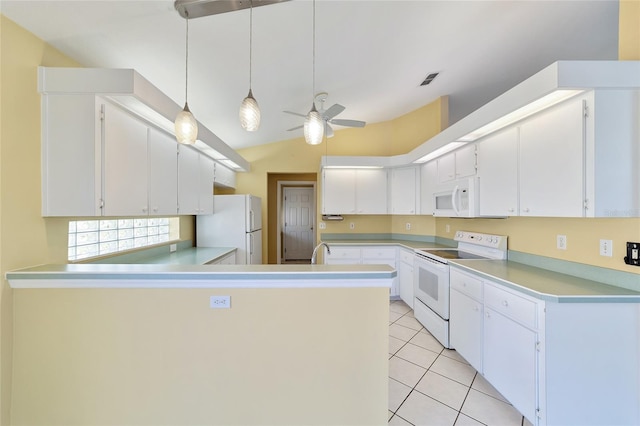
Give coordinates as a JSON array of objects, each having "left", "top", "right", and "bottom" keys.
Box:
[{"left": 454, "top": 231, "right": 508, "bottom": 251}]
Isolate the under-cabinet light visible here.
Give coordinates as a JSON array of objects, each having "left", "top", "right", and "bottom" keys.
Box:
[
  {"left": 323, "top": 165, "right": 385, "bottom": 169},
  {"left": 457, "top": 89, "right": 584, "bottom": 142},
  {"left": 414, "top": 142, "right": 466, "bottom": 164}
]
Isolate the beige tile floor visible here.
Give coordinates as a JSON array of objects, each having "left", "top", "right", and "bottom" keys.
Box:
[{"left": 388, "top": 300, "right": 534, "bottom": 426}]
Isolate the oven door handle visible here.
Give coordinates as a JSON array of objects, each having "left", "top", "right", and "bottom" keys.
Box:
[{"left": 451, "top": 185, "right": 460, "bottom": 216}]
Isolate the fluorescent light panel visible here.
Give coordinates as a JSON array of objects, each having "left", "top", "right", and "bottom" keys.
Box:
[
  {"left": 323, "top": 165, "right": 385, "bottom": 169},
  {"left": 457, "top": 89, "right": 584, "bottom": 142}
]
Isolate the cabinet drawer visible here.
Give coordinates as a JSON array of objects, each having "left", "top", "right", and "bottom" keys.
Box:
[
  {"left": 326, "top": 246, "right": 361, "bottom": 260},
  {"left": 450, "top": 269, "right": 483, "bottom": 301},
  {"left": 362, "top": 247, "right": 397, "bottom": 259},
  {"left": 399, "top": 248, "right": 415, "bottom": 264},
  {"left": 484, "top": 283, "right": 538, "bottom": 328}
]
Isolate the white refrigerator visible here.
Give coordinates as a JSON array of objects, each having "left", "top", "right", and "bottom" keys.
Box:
[{"left": 196, "top": 195, "right": 262, "bottom": 264}]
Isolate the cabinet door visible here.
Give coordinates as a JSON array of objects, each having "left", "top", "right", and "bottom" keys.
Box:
[
  {"left": 450, "top": 289, "right": 483, "bottom": 372},
  {"left": 519, "top": 96, "right": 585, "bottom": 217},
  {"left": 477, "top": 127, "right": 519, "bottom": 216},
  {"left": 454, "top": 144, "right": 477, "bottom": 179},
  {"left": 437, "top": 153, "right": 456, "bottom": 183},
  {"left": 420, "top": 160, "right": 437, "bottom": 215},
  {"left": 483, "top": 308, "right": 537, "bottom": 422},
  {"left": 178, "top": 145, "right": 200, "bottom": 215},
  {"left": 355, "top": 169, "right": 388, "bottom": 214},
  {"left": 398, "top": 255, "right": 414, "bottom": 308},
  {"left": 390, "top": 167, "right": 417, "bottom": 214},
  {"left": 322, "top": 169, "right": 356, "bottom": 214},
  {"left": 148, "top": 127, "right": 178, "bottom": 216},
  {"left": 198, "top": 155, "right": 215, "bottom": 215},
  {"left": 102, "top": 103, "right": 149, "bottom": 216}
]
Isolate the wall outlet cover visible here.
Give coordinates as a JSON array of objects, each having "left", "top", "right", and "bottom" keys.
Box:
[{"left": 557, "top": 235, "right": 567, "bottom": 250}]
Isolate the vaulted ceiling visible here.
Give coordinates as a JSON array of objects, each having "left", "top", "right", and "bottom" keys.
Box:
[{"left": 2, "top": 0, "right": 619, "bottom": 150}]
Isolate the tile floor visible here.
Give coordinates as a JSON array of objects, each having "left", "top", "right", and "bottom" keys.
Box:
[{"left": 388, "top": 300, "right": 533, "bottom": 426}]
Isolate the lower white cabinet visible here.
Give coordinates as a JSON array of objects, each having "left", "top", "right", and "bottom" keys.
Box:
[
  {"left": 398, "top": 248, "right": 414, "bottom": 308},
  {"left": 449, "top": 266, "right": 640, "bottom": 426},
  {"left": 325, "top": 244, "right": 398, "bottom": 297},
  {"left": 207, "top": 251, "right": 236, "bottom": 265}
]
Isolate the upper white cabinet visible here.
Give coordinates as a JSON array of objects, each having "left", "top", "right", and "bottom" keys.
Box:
[
  {"left": 101, "top": 102, "right": 150, "bottom": 216},
  {"left": 477, "top": 127, "right": 519, "bottom": 216},
  {"left": 148, "top": 127, "right": 178, "bottom": 216},
  {"left": 437, "top": 144, "right": 476, "bottom": 184},
  {"left": 178, "top": 146, "right": 214, "bottom": 215},
  {"left": 390, "top": 167, "right": 419, "bottom": 215},
  {"left": 419, "top": 160, "right": 438, "bottom": 216},
  {"left": 322, "top": 168, "right": 387, "bottom": 215},
  {"left": 214, "top": 163, "right": 236, "bottom": 189}
]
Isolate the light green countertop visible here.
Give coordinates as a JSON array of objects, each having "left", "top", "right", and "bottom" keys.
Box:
[
  {"left": 321, "top": 238, "right": 452, "bottom": 250},
  {"left": 6, "top": 263, "right": 396, "bottom": 289},
  {"left": 89, "top": 246, "right": 236, "bottom": 265},
  {"left": 452, "top": 259, "right": 640, "bottom": 303}
]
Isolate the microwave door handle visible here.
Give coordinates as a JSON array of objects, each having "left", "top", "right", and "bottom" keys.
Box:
[{"left": 452, "top": 185, "right": 460, "bottom": 215}]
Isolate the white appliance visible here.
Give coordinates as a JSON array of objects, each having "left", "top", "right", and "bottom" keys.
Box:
[
  {"left": 433, "top": 177, "right": 479, "bottom": 218},
  {"left": 197, "top": 194, "right": 262, "bottom": 264},
  {"left": 413, "top": 231, "right": 507, "bottom": 348}
]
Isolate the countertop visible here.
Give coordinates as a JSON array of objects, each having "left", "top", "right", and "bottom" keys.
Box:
[
  {"left": 6, "top": 263, "right": 396, "bottom": 289},
  {"left": 89, "top": 247, "right": 236, "bottom": 265},
  {"left": 321, "top": 238, "right": 452, "bottom": 250},
  {"left": 452, "top": 259, "right": 640, "bottom": 303}
]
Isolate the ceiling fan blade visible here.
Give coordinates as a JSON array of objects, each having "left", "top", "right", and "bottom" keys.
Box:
[
  {"left": 329, "top": 119, "right": 366, "bottom": 128},
  {"left": 287, "top": 125, "right": 303, "bottom": 131},
  {"left": 325, "top": 123, "right": 334, "bottom": 138},
  {"left": 283, "top": 110, "right": 307, "bottom": 118},
  {"left": 323, "top": 103, "right": 345, "bottom": 120}
]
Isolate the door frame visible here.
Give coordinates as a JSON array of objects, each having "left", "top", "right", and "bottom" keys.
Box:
[{"left": 277, "top": 181, "right": 316, "bottom": 264}]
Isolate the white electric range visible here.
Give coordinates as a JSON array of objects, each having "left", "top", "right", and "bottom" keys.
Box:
[{"left": 413, "top": 231, "right": 508, "bottom": 348}]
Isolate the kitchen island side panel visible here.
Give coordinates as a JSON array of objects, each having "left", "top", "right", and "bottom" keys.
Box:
[{"left": 12, "top": 286, "right": 389, "bottom": 425}]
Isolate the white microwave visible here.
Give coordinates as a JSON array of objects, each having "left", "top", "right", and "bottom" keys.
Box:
[{"left": 433, "top": 177, "right": 479, "bottom": 217}]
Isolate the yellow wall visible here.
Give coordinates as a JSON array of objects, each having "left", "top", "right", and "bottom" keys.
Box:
[
  {"left": 12, "top": 287, "right": 389, "bottom": 425},
  {"left": 619, "top": 0, "right": 640, "bottom": 60}
]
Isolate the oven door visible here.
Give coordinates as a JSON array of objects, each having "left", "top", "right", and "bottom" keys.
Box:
[{"left": 413, "top": 254, "right": 450, "bottom": 319}]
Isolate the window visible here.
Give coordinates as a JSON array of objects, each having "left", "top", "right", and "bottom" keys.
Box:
[{"left": 68, "top": 217, "right": 179, "bottom": 261}]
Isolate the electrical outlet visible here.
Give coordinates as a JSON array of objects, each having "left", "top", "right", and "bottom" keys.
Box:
[
  {"left": 210, "top": 296, "right": 231, "bottom": 309},
  {"left": 557, "top": 235, "right": 567, "bottom": 250},
  {"left": 349, "top": 222, "right": 355, "bottom": 230},
  {"left": 170, "top": 243, "right": 177, "bottom": 252},
  {"left": 319, "top": 222, "right": 326, "bottom": 230},
  {"left": 599, "top": 239, "right": 613, "bottom": 257},
  {"left": 405, "top": 222, "right": 411, "bottom": 231},
  {"left": 445, "top": 224, "right": 450, "bottom": 233}
]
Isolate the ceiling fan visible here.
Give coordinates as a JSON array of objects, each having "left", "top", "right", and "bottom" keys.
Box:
[{"left": 284, "top": 92, "right": 366, "bottom": 138}]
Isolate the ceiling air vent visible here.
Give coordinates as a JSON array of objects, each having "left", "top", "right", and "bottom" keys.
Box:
[{"left": 420, "top": 72, "right": 439, "bottom": 86}]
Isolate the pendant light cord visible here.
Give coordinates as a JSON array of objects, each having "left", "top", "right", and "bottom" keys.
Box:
[
  {"left": 249, "top": 0, "right": 253, "bottom": 89},
  {"left": 312, "top": 0, "right": 316, "bottom": 100},
  {"left": 185, "top": 15, "right": 189, "bottom": 103}
]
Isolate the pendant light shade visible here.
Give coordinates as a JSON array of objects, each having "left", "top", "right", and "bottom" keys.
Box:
[
  {"left": 175, "top": 15, "right": 198, "bottom": 144},
  {"left": 304, "top": 103, "right": 324, "bottom": 145},
  {"left": 175, "top": 102, "right": 198, "bottom": 144},
  {"left": 239, "top": 0, "right": 261, "bottom": 131},
  {"left": 240, "top": 90, "right": 261, "bottom": 131}
]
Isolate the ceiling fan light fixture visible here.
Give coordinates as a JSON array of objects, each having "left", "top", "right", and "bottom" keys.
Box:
[
  {"left": 304, "top": 103, "right": 324, "bottom": 145},
  {"left": 240, "top": 89, "right": 260, "bottom": 131}
]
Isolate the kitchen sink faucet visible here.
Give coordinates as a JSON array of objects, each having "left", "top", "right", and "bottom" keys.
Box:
[{"left": 310, "top": 242, "right": 331, "bottom": 264}]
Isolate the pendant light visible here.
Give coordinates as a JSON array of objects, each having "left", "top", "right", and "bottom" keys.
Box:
[
  {"left": 175, "top": 14, "right": 198, "bottom": 145},
  {"left": 239, "top": 0, "right": 261, "bottom": 131},
  {"left": 304, "top": 0, "right": 324, "bottom": 145}
]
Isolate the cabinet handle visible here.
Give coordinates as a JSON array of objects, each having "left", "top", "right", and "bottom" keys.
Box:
[
  {"left": 142, "top": 207, "right": 148, "bottom": 213},
  {"left": 486, "top": 312, "right": 491, "bottom": 319},
  {"left": 473, "top": 306, "right": 479, "bottom": 312},
  {"left": 523, "top": 207, "right": 530, "bottom": 213},
  {"left": 508, "top": 208, "right": 515, "bottom": 213},
  {"left": 502, "top": 300, "right": 509, "bottom": 307}
]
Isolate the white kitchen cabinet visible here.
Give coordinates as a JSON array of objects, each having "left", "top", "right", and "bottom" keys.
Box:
[
  {"left": 147, "top": 127, "right": 178, "bottom": 216},
  {"left": 483, "top": 284, "right": 538, "bottom": 423},
  {"left": 321, "top": 168, "right": 387, "bottom": 215},
  {"left": 178, "top": 146, "right": 214, "bottom": 215},
  {"left": 419, "top": 160, "right": 438, "bottom": 216},
  {"left": 477, "top": 127, "right": 519, "bottom": 216},
  {"left": 398, "top": 248, "right": 414, "bottom": 308},
  {"left": 519, "top": 95, "right": 584, "bottom": 217},
  {"left": 437, "top": 144, "right": 476, "bottom": 184},
  {"left": 322, "top": 169, "right": 356, "bottom": 214},
  {"left": 206, "top": 251, "right": 236, "bottom": 265},
  {"left": 390, "top": 167, "right": 419, "bottom": 215},
  {"left": 324, "top": 244, "right": 399, "bottom": 297},
  {"left": 213, "top": 162, "right": 236, "bottom": 189},
  {"left": 355, "top": 169, "right": 388, "bottom": 214},
  {"left": 449, "top": 269, "right": 483, "bottom": 372}
]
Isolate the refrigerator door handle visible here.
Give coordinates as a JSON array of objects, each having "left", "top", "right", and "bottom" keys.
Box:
[
  {"left": 249, "top": 233, "right": 254, "bottom": 255},
  {"left": 249, "top": 210, "right": 254, "bottom": 232}
]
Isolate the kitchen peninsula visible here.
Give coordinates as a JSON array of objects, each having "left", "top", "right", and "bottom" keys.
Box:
[{"left": 6, "top": 264, "right": 394, "bottom": 425}]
